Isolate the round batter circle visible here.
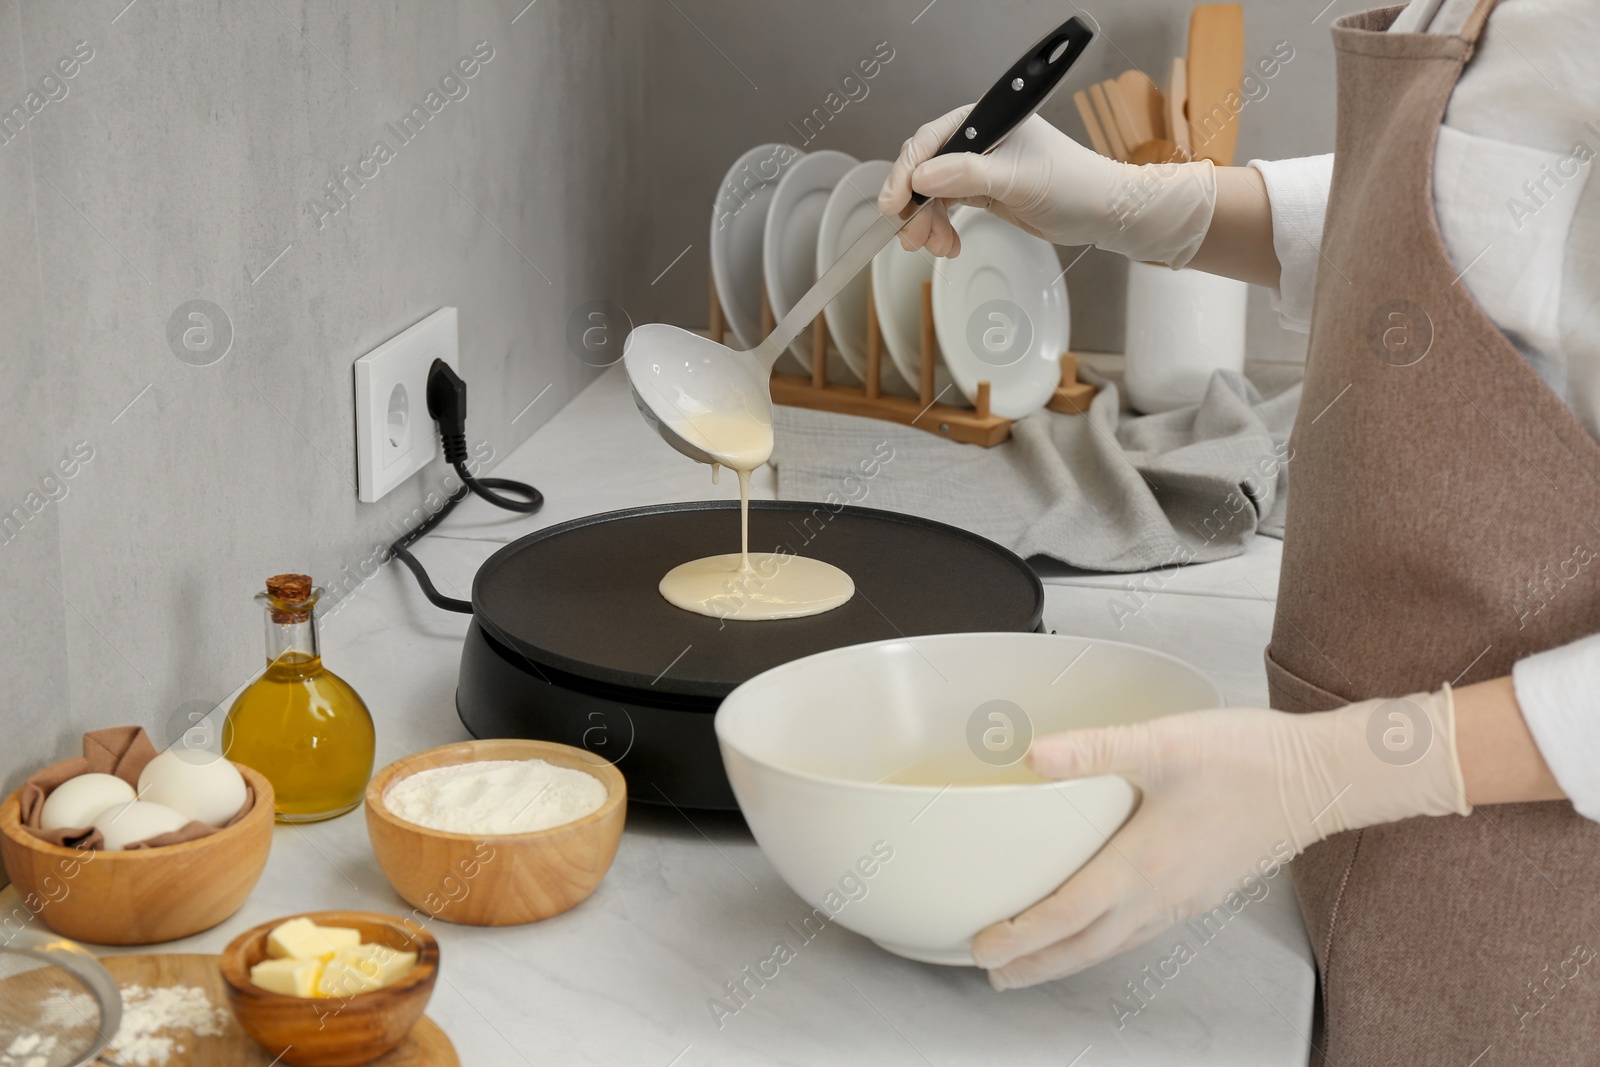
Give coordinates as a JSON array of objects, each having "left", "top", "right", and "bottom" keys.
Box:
[{"left": 659, "top": 552, "right": 855, "bottom": 621}]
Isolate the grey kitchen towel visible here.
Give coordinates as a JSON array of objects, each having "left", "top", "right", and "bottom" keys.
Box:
[{"left": 771, "top": 369, "right": 1301, "bottom": 573}]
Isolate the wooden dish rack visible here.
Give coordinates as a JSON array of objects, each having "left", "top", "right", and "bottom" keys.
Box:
[{"left": 708, "top": 273, "right": 1095, "bottom": 448}]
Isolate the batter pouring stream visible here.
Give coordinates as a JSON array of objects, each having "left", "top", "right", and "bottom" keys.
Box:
[{"left": 657, "top": 410, "right": 854, "bottom": 621}]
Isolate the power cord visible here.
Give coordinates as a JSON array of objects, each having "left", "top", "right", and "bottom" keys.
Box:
[{"left": 390, "top": 359, "right": 543, "bottom": 613}]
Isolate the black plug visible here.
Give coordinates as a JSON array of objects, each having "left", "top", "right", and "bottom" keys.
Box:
[
  {"left": 391, "top": 357, "right": 544, "bottom": 615},
  {"left": 426, "top": 358, "right": 470, "bottom": 465}
]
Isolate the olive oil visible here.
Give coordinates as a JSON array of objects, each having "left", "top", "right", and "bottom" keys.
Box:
[{"left": 223, "top": 574, "right": 374, "bottom": 822}]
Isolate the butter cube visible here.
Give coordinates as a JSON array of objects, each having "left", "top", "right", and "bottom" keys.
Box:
[
  {"left": 250, "top": 957, "right": 323, "bottom": 998},
  {"left": 266, "top": 917, "right": 363, "bottom": 962},
  {"left": 320, "top": 925, "right": 363, "bottom": 951},
  {"left": 316, "top": 944, "right": 417, "bottom": 998}
]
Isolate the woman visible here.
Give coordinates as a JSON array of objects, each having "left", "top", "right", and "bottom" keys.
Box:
[{"left": 879, "top": 1, "right": 1599, "bottom": 1062}]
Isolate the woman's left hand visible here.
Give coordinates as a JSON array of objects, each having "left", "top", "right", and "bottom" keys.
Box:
[{"left": 973, "top": 692, "right": 1471, "bottom": 989}]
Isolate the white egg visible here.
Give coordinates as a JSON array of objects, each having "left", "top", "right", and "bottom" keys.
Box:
[
  {"left": 92, "top": 800, "right": 190, "bottom": 851},
  {"left": 39, "top": 773, "right": 137, "bottom": 832},
  {"left": 137, "top": 749, "right": 248, "bottom": 827}
]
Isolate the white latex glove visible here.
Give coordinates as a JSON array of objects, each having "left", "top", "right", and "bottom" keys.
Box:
[
  {"left": 973, "top": 689, "right": 1472, "bottom": 989},
  {"left": 878, "top": 104, "right": 1218, "bottom": 268}
]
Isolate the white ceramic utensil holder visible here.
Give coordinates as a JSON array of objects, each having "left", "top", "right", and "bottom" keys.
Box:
[{"left": 1123, "top": 261, "right": 1248, "bottom": 413}]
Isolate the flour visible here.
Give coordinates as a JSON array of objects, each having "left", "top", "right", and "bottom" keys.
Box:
[
  {"left": 383, "top": 758, "right": 608, "bottom": 834},
  {"left": 30, "top": 989, "right": 96, "bottom": 1033},
  {"left": 1, "top": 1032, "right": 58, "bottom": 1067},
  {"left": 2, "top": 987, "right": 94, "bottom": 1067},
  {"left": 107, "top": 984, "right": 229, "bottom": 1066},
  {"left": 2, "top": 984, "right": 227, "bottom": 1067}
]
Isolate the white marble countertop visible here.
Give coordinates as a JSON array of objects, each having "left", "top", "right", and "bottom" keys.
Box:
[{"left": 5, "top": 362, "right": 1314, "bottom": 1066}]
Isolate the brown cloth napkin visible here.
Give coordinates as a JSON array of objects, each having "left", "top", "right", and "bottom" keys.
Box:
[{"left": 19, "top": 726, "right": 255, "bottom": 850}]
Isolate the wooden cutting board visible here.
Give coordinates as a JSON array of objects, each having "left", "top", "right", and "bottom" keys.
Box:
[{"left": 99, "top": 955, "right": 457, "bottom": 1066}]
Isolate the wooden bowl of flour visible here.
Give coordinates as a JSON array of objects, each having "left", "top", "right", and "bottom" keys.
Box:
[{"left": 365, "top": 739, "right": 626, "bottom": 926}]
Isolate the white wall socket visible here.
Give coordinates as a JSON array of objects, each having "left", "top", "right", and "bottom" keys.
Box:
[{"left": 354, "top": 307, "right": 458, "bottom": 503}]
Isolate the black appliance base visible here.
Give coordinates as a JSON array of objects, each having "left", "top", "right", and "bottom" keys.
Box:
[{"left": 457, "top": 618, "right": 737, "bottom": 809}]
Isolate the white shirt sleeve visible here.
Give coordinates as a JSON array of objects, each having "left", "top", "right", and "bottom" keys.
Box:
[
  {"left": 1512, "top": 633, "right": 1600, "bottom": 822},
  {"left": 1246, "top": 155, "right": 1335, "bottom": 334}
]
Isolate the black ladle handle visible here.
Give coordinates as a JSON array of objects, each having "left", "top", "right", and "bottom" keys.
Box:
[{"left": 910, "top": 15, "right": 1096, "bottom": 206}]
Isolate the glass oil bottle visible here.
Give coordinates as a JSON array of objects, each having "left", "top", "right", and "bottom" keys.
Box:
[{"left": 223, "top": 573, "right": 375, "bottom": 822}]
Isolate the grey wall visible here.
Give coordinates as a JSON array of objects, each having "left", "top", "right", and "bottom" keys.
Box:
[
  {"left": 635, "top": 0, "right": 1375, "bottom": 363},
  {"left": 0, "top": 0, "right": 646, "bottom": 813}
]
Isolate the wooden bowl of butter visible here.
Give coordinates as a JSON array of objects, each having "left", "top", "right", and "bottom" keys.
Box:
[
  {"left": 220, "top": 910, "right": 438, "bottom": 1067},
  {"left": 365, "top": 738, "right": 626, "bottom": 926}
]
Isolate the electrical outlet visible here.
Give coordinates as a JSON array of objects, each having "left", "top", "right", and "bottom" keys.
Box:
[{"left": 354, "top": 307, "right": 458, "bottom": 503}]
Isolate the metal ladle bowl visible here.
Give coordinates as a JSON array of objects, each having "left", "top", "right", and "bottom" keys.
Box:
[{"left": 624, "top": 323, "right": 778, "bottom": 467}]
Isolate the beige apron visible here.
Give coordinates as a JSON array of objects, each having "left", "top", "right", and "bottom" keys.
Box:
[{"left": 1266, "top": 3, "right": 1600, "bottom": 1062}]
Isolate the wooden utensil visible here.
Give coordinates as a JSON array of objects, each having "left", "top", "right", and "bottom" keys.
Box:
[
  {"left": 0, "top": 764, "right": 275, "bottom": 946},
  {"left": 1072, "top": 89, "right": 1113, "bottom": 157},
  {"left": 1115, "top": 70, "right": 1166, "bottom": 146},
  {"left": 1186, "top": 3, "right": 1245, "bottom": 165},
  {"left": 1100, "top": 79, "right": 1142, "bottom": 156},
  {"left": 98, "top": 952, "right": 456, "bottom": 1066},
  {"left": 1168, "top": 56, "right": 1192, "bottom": 159},
  {"left": 220, "top": 912, "right": 442, "bottom": 1067},
  {"left": 1128, "top": 139, "right": 1185, "bottom": 165},
  {"left": 365, "top": 738, "right": 627, "bottom": 927},
  {"left": 1088, "top": 82, "right": 1129, "bottom": 160}
]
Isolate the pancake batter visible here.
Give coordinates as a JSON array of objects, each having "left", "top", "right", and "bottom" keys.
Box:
[{"left": 658, "top": 409, "right": 854, "bottom": 621}]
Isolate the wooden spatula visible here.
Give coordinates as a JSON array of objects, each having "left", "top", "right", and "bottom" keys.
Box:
[
  {"left": 1101, "top": 79, "right": 1143, "bottom": 156},
  {"left": 1167, "top": 56, "right": 1191, "bottom": 159},
  {"left": 1088, "top": 81, "right": 1129, "bottom": 160},
  {"left": 1128, "top": 139, "right": 1184, "bottom": 165},
  {"left": 1073, "top": 89, "right": 1114, "bottom": 158},
  {"left": 1186, "top": 3, "right": 1245, "bottom": 165},
  {"left": 1115, "top": 70, "right": 1166, "bottom": 147}
]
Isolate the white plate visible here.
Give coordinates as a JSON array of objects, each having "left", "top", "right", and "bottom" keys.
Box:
[
  {"left": 869, "top": 242, "right": 966, "bottom": 407},
  {"left": 815, "top": 161, "right": 914, "bottom": 396},
  {"left": 763, "top": 149, "right": 860, "bottom": 381},
  {"left": 709, "top": 143, "right": 804, "bottom": 373},
  {"left": 931, "top": 206, "right": 1070, "bottom": 419}
]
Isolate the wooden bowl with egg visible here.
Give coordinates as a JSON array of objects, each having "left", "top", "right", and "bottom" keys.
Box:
[
  {"left": 0, "top": 762, "right": 274, "bottom": 945},
  {"left": 220, "top": 910, "right": 439, "bottom": 1067},
  {"left": 365, "top": 738, "right": 626, "bottom": 926}
]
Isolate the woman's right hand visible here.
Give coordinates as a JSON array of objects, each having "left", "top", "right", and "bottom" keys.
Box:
[
  {"left": 877, "top": 104, "right": 1219, "bottom": 270},
  {"left": 877, "top": 106, "right": 1131, "bottom": 256}
]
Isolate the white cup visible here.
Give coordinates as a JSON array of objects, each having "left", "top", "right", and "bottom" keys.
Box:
[{"left": 1123, "top": 261, "right": 1249, "bottom": 413}]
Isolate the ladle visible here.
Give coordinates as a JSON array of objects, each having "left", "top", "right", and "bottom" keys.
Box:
[{"left": 624, "top": 15, "right": 1095, "bottom": 467}]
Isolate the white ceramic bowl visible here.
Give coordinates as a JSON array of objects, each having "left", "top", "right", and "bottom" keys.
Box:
[{"left": 715, "top": 632, "right": 1222, "bottom": 965}]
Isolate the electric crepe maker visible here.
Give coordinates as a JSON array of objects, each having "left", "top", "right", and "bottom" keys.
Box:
[{"left": 455, "top": 500, "right": 1044, "bottom": 809}]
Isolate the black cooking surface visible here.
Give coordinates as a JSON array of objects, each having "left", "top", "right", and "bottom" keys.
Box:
[{"left": 471, "top": 500, "right": 1043, "bottom": 698}]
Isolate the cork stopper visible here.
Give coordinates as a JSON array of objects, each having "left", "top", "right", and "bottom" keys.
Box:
[{"left": 264, "top": 573, "right": 316, "bottom": 623}]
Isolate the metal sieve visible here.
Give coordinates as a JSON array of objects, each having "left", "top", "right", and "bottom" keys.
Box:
[{"left": 0, "top": 928, "right": 120, "bottom": 1067}]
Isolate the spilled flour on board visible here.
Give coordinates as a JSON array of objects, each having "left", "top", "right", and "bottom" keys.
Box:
[
  {"left": 2, "top": 984, "right": 230, "bottom": 1067},
  {"left": 110, "top": 985, "right": 231, "bottom": 1065}
]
